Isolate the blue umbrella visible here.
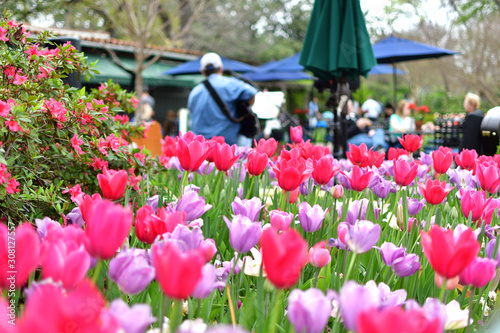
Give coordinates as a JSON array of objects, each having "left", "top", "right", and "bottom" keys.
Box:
[
  {"left": 368, "top": 64, "right": 405, "bottom": 75},
  {"left": 241, "top": 71, "right": 313, "bottom": 82},
  {"left": 372, "top": 36, "right": 458, "bottom": 103},
  {"left": 256, "top": 53, "right": 304, "bottom": 73},
  {"left": 165, "top": 56, "right": 257, "bottom": 75}
]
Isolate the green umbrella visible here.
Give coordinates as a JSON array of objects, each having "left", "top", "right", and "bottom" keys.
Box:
[
  {"left": 300, "top": 0, "right": 376, "bottom": 158},
  {"left": 299, "top": 0, "right": 376, "bottom": 80}
]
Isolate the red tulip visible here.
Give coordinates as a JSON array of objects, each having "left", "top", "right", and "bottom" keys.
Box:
[
  {"left": 342, "top": 165, "right": 373, "bottom": 192},
  {"left": 455, "top": 149, "right": 477, "bottom": 171},
  {"left": 261, "top": 228, "right": 308, "bottom": 289},
  {"left": 417, "top": 179, "right": 453, "bottom": 205},
  {"left": 387, "top": 147, "right": 409, "bottom": 161},
  {"left": 358, "top": 306, "right": 442, "bottom": 333},
  {"left": 271, "top": 157, "right": 313, "bottom": 191},
  {"left": 254, "top": 138, "right": 278, "bottom": 157},
  {"left": 393, "top": 159, "right": 418, "bottom": 186},
  {"left": 177, "top": 137, "right": 211, "bottom": 172},
  {"left": 398, "top": 134, "right": 423, "bottom": 153},
  {"left": 97, "top": 167, "right": 128, "bottom": 200},
  {"left": 161, "top": 136, "right": 177, "bottom": 157},
  {"left": 285, "top": 188, "right": 300, "bottom": 204},
  {"left": 0, "top": 223, "right": 40, "bottom": 289},
  {"left": 84, "top": 199, "right": 132, "bottom": 260},
  {"left": 476, "top": 161, "right": 500, "bottom": 194},
  {"left": 18, "top": 279, "right": 116, "bottom": 332},
  {"left": 459, "top": 257, "right": 496, "bottom": 288},
  {"left": 299, "top": 141, "right": 330, "bottom": 160},
  {"left": 152, "top": 242, "right": 204, "bottom": 299},
  {"left": 75, "top": 193, "right": 102, "bottom": 223},
  {"left": 247, "top": 150, "right": 269, "bottom": 176},
  {"left": 347, "top": 143, "right": 367, "bottom": 167},
  {"left": 365, "top": 149, "right": 385, "bottom": 168},
  {"left": 213, "top": 143, "right": 241, "bottom": 172},
  {"left": 135, "top": 205, "right": 186, "bottom": 244},
  {"left": 312, "top": 155, "right": 340, "bottom": 185},
  {"left": 40, "top": 224, "right": 90, "bottom": 289},
  {"left": 461, "top": 189, "right": 492, "bottom": 224},
  {"left": 432, "top": 146, "right": 453, "bottom": 174},
  {"left": 420, "top": 226, "right": 479, "bottom": 279},
  {"left": 290, "top": 126, "right": 304, "bottom": 144}
]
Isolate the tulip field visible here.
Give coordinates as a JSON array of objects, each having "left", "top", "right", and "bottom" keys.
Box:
[{"left": 3, "top": 125, "right": 500, "bottom": 333}]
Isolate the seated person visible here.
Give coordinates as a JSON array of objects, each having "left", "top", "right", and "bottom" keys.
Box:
[
  {"left": 389, "top": 100, "right": 416, "bottom": 147},
  {"left": 346, "top": 99, "right": 389, "bottom": 152},
  {"left": 459, "top": 92, "right": 483, "bottom": 154}
]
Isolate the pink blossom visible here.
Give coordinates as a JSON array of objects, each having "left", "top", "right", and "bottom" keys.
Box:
[
  {"left": 92, "top": 157, "right": 108, "bottom": 171},
  {"left": 62, "top": 184, "right": 83, "bottom": 203},
  {"left": 130, "top": 97, "right": 139, "bottom": 108},
  {"left": 13, "top": 73, "right": 28, "bottom": 85},
  {"left": 5, "top": 120, "right": 21, "bottom": 132},
  {"left": 98, "top": 83, "right": 106, "bottom": 91},
  {"left": 0, "top": 27, "right": 8, "bottom": 42},
  {"left": 0, "top": 164, "right": 8, "bottom": 184},
  {"left": 6, "top": 176, "right": 20, "bottom": 194},
  {"left": 44, "top": 98, "right": 67, "bottom": 122},
  {"left": 71, "top": 134, "right": 84, "bottom": 155},
  {"left": 134, "top": 153, "right": 145, "bottom": 162},
  {"left": 0, "top": 100, "right": 11, "bottom": 117}
]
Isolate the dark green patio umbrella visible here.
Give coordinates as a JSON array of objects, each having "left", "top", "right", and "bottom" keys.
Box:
[{"left": 299, "top": 0, "right": 376, "bottom": 157}]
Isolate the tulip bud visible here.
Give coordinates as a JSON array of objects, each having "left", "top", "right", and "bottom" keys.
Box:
[
  {"left": 450, "top": 207, "right": 459, "bottom": 219},
  {"left": 203, "top": 184, "right": 210, "bottom": 198},
  {"left": 332, "top": 185, "right": 344, "bottom": 199},
  {"left": 396, "top": 204, "right": 404, "bottom": 229}
]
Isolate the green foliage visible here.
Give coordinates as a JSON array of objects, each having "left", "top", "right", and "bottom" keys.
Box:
[{"left": 0, "top": 15, "right": 154, "bottom": 223}]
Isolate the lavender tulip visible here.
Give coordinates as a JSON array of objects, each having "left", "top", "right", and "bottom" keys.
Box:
[
  {"left": 35, "top": 217, "right": 62, "bottom": 240},
  {"left": 338, "top": 280, "right": 380, "bottom": 332},
  {"left": 370, "top": 177, "right": 392, "bottom": 199},
  {"left": 369, "top": 281, "right": 407, "bottom": 308},
  {"left": 66, "top": 207, "right": 85, "bottom": 228},
  {"left": 447, "top": 168, "right": 477, "bottom": 189},
  {"left": 299, "top": 180, "right": 314, "bottom": 196},
  {"left": 196, "top": 160, "right": 215, "bottom": 176},
  {"left": 419, "top": 152, "right": 433, "bottom": 166},
  {"left": 223, "top": 215, "right": 262, "bottom": 253},
  {"left": 486, "top": 239, "right": 500, "bottom": 267},
  {"left": 146, "top": 195, "right": 159, "bottom": 212},
  {"left": 106, "top": 299, "right": 156, "bottom": 333},
  {"left": 346, "top": 220, "right": 380, "bottom": 254},
  {"left": 298, "top": 202, "right": 327, "bottom": 232},
  {"left": 287, "top": 288, "right": 332, "bottom": 333},
  {"left": 338, "top": 199, "right": 375, "bottom": 225},
  {"left": 377, "top": 242, "right": 420, "bottom": 277},
  {"left": 171, "top": 190, "right": 212, "bottom": 222},
  {"left": 336, "top": 172, "right": 352, "bottom": 190},
  {"left": 399, "top": 197, "right": 426, "bottom": 216},
  {"left": 191, "top": 264, "right": 226, "bottom": 299},
  {"left": 164, "top": 224, "right": 204, "bottom": 252},
  {"left": 417, "top": 164, "right": 429, "bottom": 179},
  {"left": 108, "top": 248, "right": 155, "bottom": 295},
  {"left": 231, "top": 197, "right": 264, "bottom": 222}
]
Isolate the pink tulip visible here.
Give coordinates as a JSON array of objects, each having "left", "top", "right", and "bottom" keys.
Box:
[
  {"left": 459, "top": 257, "right": 497, "bottom": 288},
  {"left": 290, "top": 126, "right": 304, "bottom": 144},
  {"left": 342, "top": 165, "right": 373, "bottom": 192},
  {"left": 461, "top": 189, "right": 492, "bottom": 224},
  {"left": 0, "top": 223, "right": 40, "bottom": 289},
  {"left": 40, "top": 224, "right": 90, "bottom": 289},
  {"left": 477, "top": 161, "right": 500, "bottom": 194},
  {"left": 84, "top": 199, "right": 132, "bottom": 260},
  {"left": 309, "top": 241, "right": 331, "bottom": 268},
  {"left": 97, "top": 167, "right": 128, "bottom": 200}
]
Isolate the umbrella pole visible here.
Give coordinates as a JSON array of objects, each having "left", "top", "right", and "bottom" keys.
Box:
[{"left": 393, "top": 60, "right": 397, "bottom": 105}]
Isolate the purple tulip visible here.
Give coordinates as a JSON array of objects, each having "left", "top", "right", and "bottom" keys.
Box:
[
  {"left": 298, "top": 202, "right": 327, "bottom": 232},
  {"left": 196, "top": 160, "right": 215, "bottom": 175},
  {"left": 108, "top": 248, "right": 155, "bottom": 295},
  {"left": 269, "top": 210, "right": 294, "bottom": 231},
  {"left": 338, "top": 280, "right": 380, "bottom": 332},
  {"left": 105, "top": 299, "right": 156, "bottom": 333},
  {"left": 191, "top": 264, "right": 226, "bottom": 299},
  {"left": 447, "top": 168, "right": 477, "bottom": 189},
  {"left": 146, "top": 195, "right": 159, "bottom": 212},
  {"left": 287, "top": 288, "right": 332, "bottom": 333},
  {"left": 417, "top": 164, "right": 429, "bottom": 179},
  {"left": 170, "top": 190, "right": 212, "bottom": 222},
  {"left": 486, "top": 239, "right": 500, "bottom": 267},
  {"left": 66, "top": 207, "right": 85, "bottom": 228},
  {"left": 335, "top": 172, "right": 352, "bottom": 190},
  {"left": 399, "top": 197, "right": 426, "bottom": 216},
  {"left": 338, "top": 199, "right": 379, "bottom": 225},
  {"left": 419, "top": 152, "right": 433, "bottom": 166},
  {"left": 381, "top": 160, "right": 395, "bottom": 178},
  {"left": 229, "top": 162, "right": 246, "bottom": 183},
  {"left": 223, "top": 215, "right": 262, "bottom": 253},
  {"left": 299, "top": 180, "right": 314, "bottom": 196},
  {"left": 35, "top": 217, "right": 62, "bottom": 240},
  {"left": 164, "top": 225, "right": 204, "bottom": 252},
  {"left": 346, "top": 220, "right": 380, "bottom": 254},
  {"left": 377, "top": 242, "right": 421, "bottom": 277},
  {"left": 369, "top": 281, "right": 407, "bottom": 308},
  {"left": 231, "top": 197, "right": 264, "bottom": 222},
  {"left": 370, "top": 177, "right": 392, "bottom": 199}
]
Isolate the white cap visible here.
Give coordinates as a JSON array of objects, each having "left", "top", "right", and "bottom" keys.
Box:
[{"left": 200, "top": 52, "right": 223, "bottom": 71}]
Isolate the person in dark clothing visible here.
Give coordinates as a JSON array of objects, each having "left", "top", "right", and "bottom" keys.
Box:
[
  {"left": 459, "top": 92, "right": 484, "bottom": 154},
  {"left": 345, "top": 100, "right": 389, "bottom": 151}
]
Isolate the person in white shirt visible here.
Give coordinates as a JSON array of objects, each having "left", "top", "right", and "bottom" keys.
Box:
[{"left": 361, "top": 97, "right": 382, "bottom": 122}]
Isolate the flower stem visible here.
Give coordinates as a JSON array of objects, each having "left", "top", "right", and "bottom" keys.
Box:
[
  {"left": 314, "top": 267, "right": 320, "bottom": 288},
  {"left": 439, "top": 277, "right": 447, "bottom": 303},
  {"left": 169, "top": 298, "right": 183, "bottom": 333},
  {"left": 344, "top": 253, "right": 357, "bottom": 283},
  {"left": 92, "top": 259, "right": 102, "bottom": 284},
  {"left": 467, "top": 287, "right": 475, "bottom": 333},
  {"left": 246, "top": 175, "right": 256, "bottom": 199}
]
